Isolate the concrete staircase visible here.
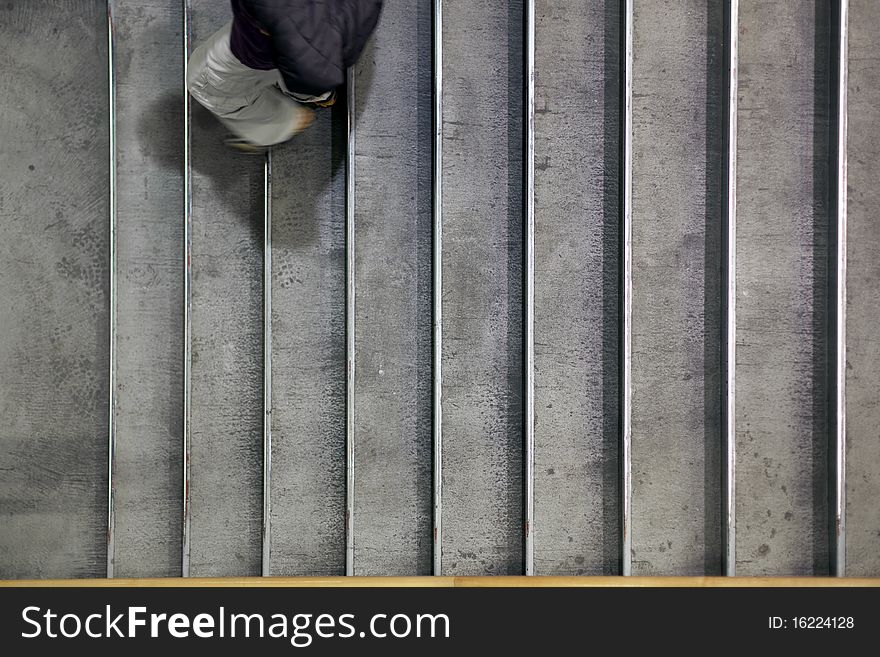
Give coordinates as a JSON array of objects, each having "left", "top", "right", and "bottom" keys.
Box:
[{"left": 1, "top": 0, "right": 878, "bottom": 579}]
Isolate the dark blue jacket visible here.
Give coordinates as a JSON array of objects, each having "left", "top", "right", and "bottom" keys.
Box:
[{"left": 232, "top": 0, "right": 383, "bottom": 95}]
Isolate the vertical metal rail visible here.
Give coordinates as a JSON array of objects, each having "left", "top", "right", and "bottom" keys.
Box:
[
  {"left": 830, "top": 0, "right": 848, "bottom": 578},
  {"left": 262, "top": 150, "right": 273, "bottom": 577},
  {"left": 432, "top": 0, "right": 444, "bottom": 578},
  {"left": 345, "top": 67, "right": 356, "bottom": 577},
  {"left": 523, "top": 0, "right": 536, "bottom": 577},
  {"left": 106, "top": 0, "right": 118, "bottom": 579},
  {"left": 722, "top": 0, "right": 739, "bottom": 578},
  {"left": 181, "top": 0, "right": 193, "bottom": 578},
  {"left": 620, "top": 0, "right": 634, "bottom": 577}
]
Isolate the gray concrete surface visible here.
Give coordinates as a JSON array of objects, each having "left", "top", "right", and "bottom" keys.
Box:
[
  {"left": 0, "top": 0, "right": 109, "bottom": 578},
  {"left": 268, "top": 102, "right": 347, "bottom": 576},
  {"left": 845, "top": 0, "right": 880, "bottom": 576},
  {"left": 2, "top": 0, "right": 879, "bottom": 580},
  {"left": 736, "top": 0, "right": 830, "bottom": 575},
  {"left": 441, "top": 0, "right": 524, "bottom": 575},
  {"left": 351, "top": 2, "right": 433, "bottom": 575},
  {"left": 630, "top": 0, "right": 723, "bottom": 575},
  {"left": 112, "top": 0, "right": 183, "bottom": 578},
  {"left": 533, "top": 0, "right": 620, "bottom": 575},
  {"left": 188, "top": 0, "right": 263, "bottom": 576}
]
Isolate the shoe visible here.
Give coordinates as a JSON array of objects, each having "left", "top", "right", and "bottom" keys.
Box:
[
  {"left": 300, "top": 90, "right": 337, "bottom": 108},
  {"left": 223, "top": 105, "right": 314, "bottom": 153},
  {"left": 286, "top": 89, "right": 337, "bottom": 108},
  {"left": 223, "top": 135, "right": 271, "bottom": 155}
]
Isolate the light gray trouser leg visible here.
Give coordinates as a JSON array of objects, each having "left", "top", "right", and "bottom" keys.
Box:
[{"left": 186, "top": 22, "right": 311, "bottom": 146}]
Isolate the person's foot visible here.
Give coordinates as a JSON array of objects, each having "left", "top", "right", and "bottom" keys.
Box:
[
  {"left": 286, "top": 89, "right": 337, "bottom": 108},
  {"left": 301, "top": 90, "right": 337, "bottom": 108},
  {"left": 223, "top": 106, "right": 315, "bottom": 154},
  {"left": 223, "top": 135, "right": 271, "bottom": 154}
]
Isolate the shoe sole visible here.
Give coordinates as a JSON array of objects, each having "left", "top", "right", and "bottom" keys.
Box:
[{"left": 223, "top": 137, "right": 270, "bottom": 155}]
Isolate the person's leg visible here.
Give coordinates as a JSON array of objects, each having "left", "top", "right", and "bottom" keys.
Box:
[{"left": 186, "top": 22, "right": 313, "bottom": 147}]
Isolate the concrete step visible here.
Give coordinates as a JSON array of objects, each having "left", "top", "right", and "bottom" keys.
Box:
[
  {"left": 533, "top": 0, "right": 620, "bottom": 576},
  {"left": 846, "top": 0, "right": 880, "bottom": 576},
  {"left": 629, "top": 0, "right": 724, "bottom": 576},
  {"left": 439, "top": 0, "right": 525, "bottom": 576},
  {"left": 265, "top": 46, "right": 347, "bottom": 577},
  {"left": 186, "top": 0, "right": 264, "bottom": 577},
  {"left": 0, "top": 0, "right": 110, "bottom": 579},
  {"left": 735, "top": 0, "right": 831, "bottom": 576},
  {"left": 348, "top": 0, "right": 434, "bottom": 576},
  {"left": 111, "top": 0, "right": 184, "bottom": 578}
]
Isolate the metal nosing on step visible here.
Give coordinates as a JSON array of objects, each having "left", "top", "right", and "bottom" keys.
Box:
[
  {"left": 262, "top": 150, "right": 273, "bottom": 577},
  {"left": 524, "top": 0, "right": 536, "bottom": 578},
  {"left": 106, "top": 0, "right": 118, "bottom": 580},
  {"left": 345, "top": 67, "right": 356, "bottom": 577},
  {"left": 620, "top": 0, "right": 634, "bottom": 578},
  {"left": 722, "top": 0, "right": 739, "bottom": 578},
  {"left": 182, "top": 0, "right": 193, "bottom": 579},
  {"left": 432, "top": 0, "right": 444, "bottom": 578},
  {"left": 831, "top": 0, "right": 848, "bottom": 578}
]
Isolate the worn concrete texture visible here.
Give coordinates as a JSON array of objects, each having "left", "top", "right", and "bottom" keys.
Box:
[
  {"left": 268, "top": 100, "right": 347, "bottom": 575},
  {"left": 630, "top": 0, "right": 723, "bottom": 575},
  {"left": 736, "top": 0, "right": 830, "bottom": 575},
  {"left": 533, "top": 0, "right": 620, "bottom": 575},
  {"left": 0, "top": 0, "right": 109, "bottom": 578},
  {"left": 845, "top": 0, "right": 880, "bottom": 576},
  {"left": 351, "top": 2, "right": 433, "bottom": 575},
  {"left": 112, "top": 0, "right": 183, "bottom": 578},
  {"left": 441, "top": 0, "right": 524, "bottom": 575},
  {"left": 4, "top": 0, "right": 878, "bottom": 582},
  {"left": 188, "top": 0, "right": 263, "bottom": 577}
]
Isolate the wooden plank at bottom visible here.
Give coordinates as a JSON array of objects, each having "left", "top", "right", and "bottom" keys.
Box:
[{"left": 2, "top": 576, "right": 878, "bottom": 587}]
